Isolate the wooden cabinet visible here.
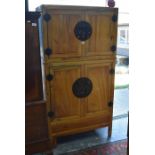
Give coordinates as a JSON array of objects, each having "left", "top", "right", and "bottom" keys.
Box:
[
  {"left": 25, "top": 12, "right": 50, "bottom": 155},
  {"left": 38, "top": 5, "right": 118, "bottom": 145}
]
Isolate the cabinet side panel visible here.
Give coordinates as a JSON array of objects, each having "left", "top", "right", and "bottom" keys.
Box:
[
  {"left": 25, "top": 104, "right": 48, "bottom": 143},
  {"left": 25, "top": 21, "right": 43, "bottom": 102}
]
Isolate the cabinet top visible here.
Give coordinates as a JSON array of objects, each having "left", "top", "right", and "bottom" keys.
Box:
[{"left": 36, "top": 5, "right": 118, "bottom": 12}]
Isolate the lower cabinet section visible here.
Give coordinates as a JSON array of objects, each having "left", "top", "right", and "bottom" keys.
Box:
[{"left": 46, "top": 60, "right": 115, "bottom": 140}]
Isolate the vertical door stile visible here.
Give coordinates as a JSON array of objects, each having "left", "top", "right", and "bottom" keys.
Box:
[
  {"left": 42, "top": 10, "right": 53, "bottom": 137},
  {"left": 81, "top": 12, "right": 86, "bottom": 58},
  {"left": 84, "top": 63, "right": 89, "bottom": 117},
  {"left": 110, "top": 62, "right": 115, "bottom": 105},
  {"left": 80, "top": 64, "right": 86, "bottom": 117},
  {"left": 44, "top": 64, "right": 52, "bottom": 137},
  {"left": 111, "top": 10, "right": 118, "bottom": 54},
  {"left": 49, "top": 64, "right": 55, "bottom": 118}
]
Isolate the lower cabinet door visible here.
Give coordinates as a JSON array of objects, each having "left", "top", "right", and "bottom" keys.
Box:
[
  {"left": 84, "top": 62, "right": 114, "bottom": 117},
  {"left": 49, "top": 65, "right": 82, "bottom": 121}
]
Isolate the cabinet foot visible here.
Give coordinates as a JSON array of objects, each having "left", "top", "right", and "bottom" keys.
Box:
[{"left": 108, "top": 125, "right": 112, "bottom": 137}]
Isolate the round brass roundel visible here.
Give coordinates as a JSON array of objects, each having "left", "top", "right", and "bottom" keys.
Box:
[
  {"left": 74, "top": 21, "right": 92, "bottom": 41},
  {"left": 72, "top": 77, "right": 93, "bottom": 98}
]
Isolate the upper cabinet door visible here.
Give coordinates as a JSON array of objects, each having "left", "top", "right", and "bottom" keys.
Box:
[
  {"left": 43, "top": 11, "right": 84, "bottom": 59},
  {"left": 84, "top": 11, "right": 117, "bottom": 56}
]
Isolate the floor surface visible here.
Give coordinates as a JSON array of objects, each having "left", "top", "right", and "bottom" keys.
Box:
[
  {"left": 33, "top": 117, "right": 128, "bottom": 155},
  {"left": 52, "top": 117, "right": 128, "bottom": 155}
]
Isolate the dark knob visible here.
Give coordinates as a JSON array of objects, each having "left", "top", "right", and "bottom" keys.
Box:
[
  {"left": 108, "top": 101, "right": 113, "bottom": 107},
  {"left": 46, "top": 74, "right": 53, "bottom": 81},
  {"left": 43, "top": 13, "right": 51, "bottom": 22},
  {"left": 45, "top": 48, "right": 52, "bottom": 56},
  {"left": 111, "top": 45, "right": 116, "bottom": 52},
  {"left": 112, "top": 15, "right": 117, "bottom": 22},
  {"left": 48, "top": 111, "right": 54, "bottom": 118}
]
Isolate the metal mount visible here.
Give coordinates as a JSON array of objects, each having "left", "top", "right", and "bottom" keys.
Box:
[
  {"left": 112, "top": 15, "right": 117, "bottom": 22},
  {"left": 46, "top": 74, "right": 53, "bottom": 81},
  {"left": 43, "top": 13, "right": 51, "bottom": 22}
]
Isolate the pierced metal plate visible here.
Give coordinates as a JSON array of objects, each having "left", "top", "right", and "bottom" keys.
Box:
[
  {"left": 72, "top": 77, "right": 93, "bottom": 98},
  {"left": 74, "top": 21, "right": 92, "bottom": 41}
]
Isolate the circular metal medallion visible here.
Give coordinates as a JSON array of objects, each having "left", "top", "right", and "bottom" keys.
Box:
[
  {"left": 72, "top": 77, "right": 93, "bottom": 98},
  {"left": 74, "top": 21, "right": 92, "bottom": 41}
]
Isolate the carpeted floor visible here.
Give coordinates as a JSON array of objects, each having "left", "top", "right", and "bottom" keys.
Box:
[{"left": 69, "top": 139, "right": 127, "bottom": 155}]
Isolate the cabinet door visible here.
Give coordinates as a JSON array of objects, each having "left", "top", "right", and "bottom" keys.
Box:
[
  {"left": 84, "top": 11, "right": 117, "bottom": 56},
  {"left": 84, "top": 62, "right": 114, "bottom": 117},
  {"left": 48, "top": 65, "right": 82, "bottom": 121},
  {"left": 43, "top": 11, "right": 83, "bottom": 59}
]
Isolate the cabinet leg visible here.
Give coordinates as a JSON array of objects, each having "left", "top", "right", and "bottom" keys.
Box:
[
  {"left": 108, "top": 125, "right": 112, "bottom": 137},
  {"left": 51, "top": 137, "right": 57, "bottom": 148}
]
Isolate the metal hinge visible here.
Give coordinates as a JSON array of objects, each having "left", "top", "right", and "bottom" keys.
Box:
[
  {"left": 111, "top": 45, "right": 116, "bottom": 52},
  {"left": 45, "top": 48, "right": 52, "bottom": 56},
  {"left": 46, "top": 74, "right": 54, "bottom": 81},
  {"left": 43, "top": 13, "right": 51, "bottom": 22},
  {"left": 108, "top": 101, "right": 113, "bottom": 107},
  {"left": 48, "top": 111, "right": 55, "bottom": 118},
  {"left": 112, "top": 14, "right": 117, "bottom": 22},
  {"left": 109, "top": 68, "right": 115, "bottom": 74}
]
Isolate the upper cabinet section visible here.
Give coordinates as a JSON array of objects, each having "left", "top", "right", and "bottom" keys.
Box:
[{"left": 39, "top": 5, "right": 118, "bottom": 61}]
